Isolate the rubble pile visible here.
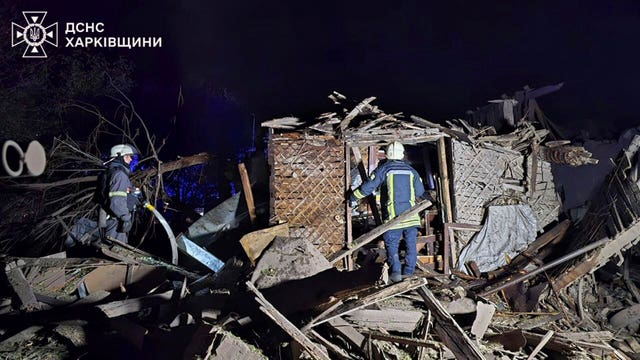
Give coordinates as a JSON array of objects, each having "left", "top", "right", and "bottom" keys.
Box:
[{"left": 1, "top": 87, "right": 640, "bottom": 359}]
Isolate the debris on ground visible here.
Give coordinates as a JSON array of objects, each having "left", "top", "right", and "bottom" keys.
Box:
[{"left": 1, "top": 86, "right": 639, "bottom": 359}]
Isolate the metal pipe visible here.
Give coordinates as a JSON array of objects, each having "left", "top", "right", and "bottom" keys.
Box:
[{"left": 478, "top": 238, "right": 610, "bottom": 297}]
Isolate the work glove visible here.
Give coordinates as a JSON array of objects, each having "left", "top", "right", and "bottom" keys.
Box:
[
  {"left": 120, "top": 220, "right": 132, "bottom": 233},
  {"left": 345, "top": 190, "right": 357, "bottom": 207},
  {"left": 126, "top": 188, "right": 144, "bottom": 211},
  {"left": 119, "top": 214, "right": 133, "bottom": 233}
]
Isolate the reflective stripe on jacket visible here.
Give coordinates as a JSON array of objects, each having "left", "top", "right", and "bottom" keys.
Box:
[
  {"left": 353, "top": 160, "right": 425, "bottom": 229},
  {"left": 107, "top": 161, "right": 132, "bottom": 221}
]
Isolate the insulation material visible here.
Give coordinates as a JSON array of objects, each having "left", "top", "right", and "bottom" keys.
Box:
[
  {"left": 268, "top": 132, "right": 345, "bottom": 256},
  {"left": 450, "top": 140, "right": 559, "bottom": 243},
  {"left": 457, "top": 205, "right": 537, "bottom": 273}
]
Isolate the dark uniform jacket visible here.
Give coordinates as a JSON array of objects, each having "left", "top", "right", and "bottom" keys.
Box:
[
  {"left": 107, "top": 159, "right": 133, "bottom": 223},
  {"left": 352, "top": 160, "right": 425, "bottom": 229}
]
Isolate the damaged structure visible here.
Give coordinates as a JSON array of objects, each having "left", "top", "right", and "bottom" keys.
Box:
[{"left": 1, "top": 85, "right": 640, "bottom": 359}]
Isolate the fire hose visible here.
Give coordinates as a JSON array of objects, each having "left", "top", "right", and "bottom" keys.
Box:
[{"left": 142, "top": 201, "right": 178, "bottom": 265}]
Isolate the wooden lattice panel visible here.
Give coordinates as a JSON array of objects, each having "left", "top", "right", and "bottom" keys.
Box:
[
  {"left": 450, "top": 140, "right": 560, "bottom": 240},
  {"left": 268, "top": 132, "right": 345, "bottom": 256}
]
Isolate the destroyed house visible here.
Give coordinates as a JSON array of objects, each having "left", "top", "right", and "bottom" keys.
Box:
[
  {"left": 263, "top": 91, "right": 593, "bottom": 273},
  {"left": 6, "top": 89, "right": 640, "bottom": 360}
]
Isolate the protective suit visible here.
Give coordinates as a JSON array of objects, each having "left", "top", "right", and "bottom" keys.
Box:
[{"left": 350, "top": 142, "right": 425, "bottom": 282}]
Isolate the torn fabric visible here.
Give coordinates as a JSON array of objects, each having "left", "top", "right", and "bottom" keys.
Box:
[{"left": 457, "top": 205, "right": 537, "bottom": 273}]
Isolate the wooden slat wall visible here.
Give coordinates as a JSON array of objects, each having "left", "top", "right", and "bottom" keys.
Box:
[
  {"left": 268, "top": 132, "right": 345, "bottom": 256},
  {"left": 450, "top": 140, "right": 560, "bottom": 244}
]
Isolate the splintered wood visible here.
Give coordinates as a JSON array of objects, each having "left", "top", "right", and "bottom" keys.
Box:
[{"left": 553, "top": 135, "right": 640, "bottom": 290}]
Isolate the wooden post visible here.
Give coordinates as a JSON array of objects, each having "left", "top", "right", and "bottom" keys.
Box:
[
  {"left": 437, "top": 138, "right": 453, "bottom": 224},
  {"left": 237, "top": 163, "right": 256, "bottom": 225},
  {"left": 443, "top": 223, "right": 483, "bottom": 275},
  {"left": 437, "top": 138, "right": 454, "bottom": 272}
]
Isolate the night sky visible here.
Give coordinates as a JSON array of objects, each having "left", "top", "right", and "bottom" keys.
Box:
[{"left": 8, "top": 1, "right": 640, "bottom": 153}]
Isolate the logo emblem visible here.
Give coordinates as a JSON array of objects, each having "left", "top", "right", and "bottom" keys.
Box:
[{"left": 11, "top": 11, "right": 58, "bottom": 58}]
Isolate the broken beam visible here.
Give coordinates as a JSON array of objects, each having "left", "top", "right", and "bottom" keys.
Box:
[
  {"left": 417, "top": 286, "right": 485, "bottom": 360},
  {"left": 238, "top": 163, "right": 256, "bottom": 224},
  {"left": 480, "top": 238, "right": 610, "bottom": 297},
  {"left": 308, "top": 277, "right": 427, "bottom": 328},
  {"left": 328, "top": 201, "right": 431, "bottom": 263},
  {"left": 246, "top": 281, "right": 330, "bottom": 360}
]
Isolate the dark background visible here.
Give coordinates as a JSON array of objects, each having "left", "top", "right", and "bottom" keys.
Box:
[{"left": 5, "top": 1, "right": 640, "bottom": 157}]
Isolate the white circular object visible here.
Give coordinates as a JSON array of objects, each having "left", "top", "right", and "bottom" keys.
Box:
[
  {"left": 2, "top": 140, "right": 24, "bottom": 177},
  {"left": 24, "top": 141, "right": 46, "bottom": 176}
]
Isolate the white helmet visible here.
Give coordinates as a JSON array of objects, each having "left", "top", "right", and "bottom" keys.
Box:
[
  {"left": 386, "top": 141, "right": 405, "bottom": 160},
  {"left": 110, "top": 144, "right": 138, "bottom": 158}
]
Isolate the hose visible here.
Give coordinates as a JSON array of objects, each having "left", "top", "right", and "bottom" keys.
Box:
[{"left": 143, "top": 202, "right": 178, "bottom": 265}]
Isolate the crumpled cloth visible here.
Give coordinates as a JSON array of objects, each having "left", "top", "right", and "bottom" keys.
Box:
[{"left": 457, "top": 205, "right": 537, "bottom": 273}]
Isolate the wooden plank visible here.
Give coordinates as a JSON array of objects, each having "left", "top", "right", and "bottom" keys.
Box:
[
  {"left": 326, "top": 317, "right": 365, "bottom": 349},
  {"left": 28, "top": 252, "right": 66, "bottom": 291},
  {"left": 359, "top": 330, "right": 443, "bottom": 350},
  {"left": 5, "top": 260, "right": 38, "bottom": 310},
  {"left": 556, "top": 331, "right": 613, "bottom": 343},
  {"left": 521, "top": 331, "right": 575, "bottom": 354},
  {"left": 345, "top": 309, "right": 422, "bottom": 333},
  {"left": 328, "top": 201, "right": 432, "bottom": 263},
  {"left": 437, "top": 138, "right": 453, "bottom": 224},
  {"left": 483, "top": 238, "right": 610, "bottom": 297},
  {"left": 301, "top": 300, "right": 344, "bottom": 333},
  {"left": 553, "top": 223, "right": 640, "bottom": 291},
  {"left": 246, "top": 281, "right": 330, "bottom": 360},
  {"left": 309, "top": 277, "right": 427, "bottom": 328},
  {"left": 339, "top": 97, "right": 376, "bottom": 132},
  {"left": 417, "top": 310, "right": 432, "bottom": 360},
  {"left": 0, "top": 325, "right": 43, "bottom": 347},
  {"left": 410, "top": 115, "right": 469, "bottom": 143},
  {"left": 309, "top": 330, "right": 356, "bottom": 360},
  {"left": 82, "top": 264, "right": 162, "bottom": 294},
  {"left": 527, "top": 330, "right": 554, "bottom": 360},
  {"left": 416, "top": 286, "right": 485, "bottom": 360},
  {"left": 529, "top": 143, "right": 539, "bottom": 198},
  {"left": 238, "top": 163, "right": 256, "bottom": 224},
  {"left": 444, "top": 223, "right": 483, "bottom": 273}
]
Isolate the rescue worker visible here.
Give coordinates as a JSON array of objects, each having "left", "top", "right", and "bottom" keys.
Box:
[
  {"left": 350, "top": 141, "right": 426, "bottom": 283},
  {"left": 99, "top": 144, "right": 139, "bottom": 243}
]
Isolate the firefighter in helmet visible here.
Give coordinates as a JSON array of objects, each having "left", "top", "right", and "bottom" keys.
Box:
[
  {"left": 98, "top": 144, "right": 139, "bottom": 243},
  {"left": 350, "top": 141, "right": 426, "bottom": 283}
]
